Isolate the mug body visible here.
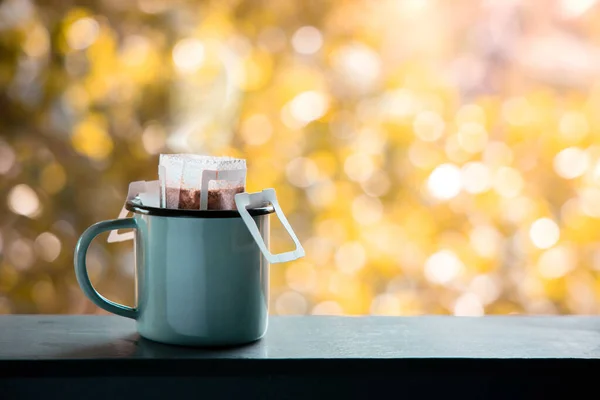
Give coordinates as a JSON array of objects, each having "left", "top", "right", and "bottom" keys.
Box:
[{"left": 134, "top": 212, "right": 270, "bottom": 346}]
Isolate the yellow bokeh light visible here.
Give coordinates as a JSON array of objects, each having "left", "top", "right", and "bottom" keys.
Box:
[
  {"left": 502, "top": 96, "right": 533, "bottom": 126},
  {"left": 257, "top": 26, "right": 287, "bottom": 53},
  {"left": 537, "top": 245, "right": 576, "bottom": 279},
  {"left": 578, "top": 187, "right": 600, "bottom": 217},
  {"left": 309, "top": 152, "right": 337, "bottom": 179},
  {"left": 0, "top": 142, "right": 16, "bottom": 174},
  {"left": 291, "top": 26, "right": 323, "bottom": 55},
  {"left": 427, "top": 163, "right": 461, "bottom": 200},
  {"left": 285, "top": 261, "right": 317, "bottom": 293},
  {"left": 286, "top": 157, "right": 319, "bottom": 188},
  {"left": 24, "top": 24, "right": 50, "bottom": 58},
  {"left": 312, "top": 300, "right": 344, "bottom": 315},
  {"left": 34, "top": 232, "right": 62, "bottom": 263},
  {"left": 141, "top": 123, "right": 166, "bottom": 155},
  {"left": 493, "top": 167, "right": 524, "bottom": 198},
  {"left": 275, "top": 291, "right": 308, "bottom": 315},
  {"left": 361, "top": 170, "right": 391, "bottom": 197},
  {"left": 529, "top": 218, "right": 560, "bottom": 249},
  {"left": 453, "top": 292, "right": 484, "bottom": 316},
  {"left": 240, "top": 50, "right": 273, "bottom": 91},
  {"left": 71, "top": 119, "right": 114, "bottom": 161},
  {"left": 444, "top": 134, "right": 471, "bottom": 163},
  {"left": 397, "top": 241, "right": 427, "bottom": 272},
  {"left": 559, "top": 0, "right": 597, "bottom": 17},
  {"left": 408, "top": 141, "right": 443, "bottom": 169},
  {"left": 32, "top": 279, "right": 57, "bottom": 312},
  {"left": 500, "top": 196, "right": 536, "bottom": 224},
  {"left": 332, "top": 42, "right": 381, "bottom": 92},
  {"left": 383, "top": 88, "right": 418, "bottom": 120},
  {"left": 424, "top": 249, "right": 464, "bottom": 285},
  {"left": 469, "top": 225, "right": 502, "bottom": 259},
  {"left": 288, "top": 90, "right": 329, "bottom": 125},
  {"left": 40, "top": 163, "right": 67, "bottom": 195},
  {"left": 335, "top": 241, "right": 367, "bottom": 274},
  {"left": 457, "top": 122, "right": 488, "bottom": 153},
  {"left": 120, "top": 35, "right": 161, "bottom": 83},
  {"left": 121, "top": 35, "right": 152, "bottom": 67},
  {"left": 370, "top": 293, "right": 402, "bottom": 315},
  {"left": 306, "top": 179, "right": 337, "bottom": 207},
  {"left": 240, "top": 114, "right": 273, "bottom": 146},
  {"left": 559, "top": 111, "right": 589, "bottom": 143},
  {"left": 64, "top": 85, "right": 90, "bottom": 113},
  {"left": 66, "top": 17, "right": 99, "bottom": 51},
  {"left": 303, "top": 236, "right": 334, "bottom": 266},
  {"left": 7, "top": 238, "right": 36, "bottom": 271},
  {"left": 553, "top": 147, "right": 589, "bottom": 179},
  {"left": 361, "top": 222, "right": 405, "bottom": 257},
  {"left": 352, "top": 195, "right": 383, "bottom": 225},
  {"left": 483, "top": 141, "right": 514, "bottom": 167},
  {"left": 455, "top": 104, "right": 486, "bottom": 126},
  {"left": 344, "top": 152, "right": 375, "bottom": 182},
  {"left": 8, "top": 184, "right": 41, "bottom": 218},
  {"left": 413, "top": 110, "right": 445, "bottom": 142},
  {"left": 172, "top": 38, "right": 205, "bottom": 73},
  {"left": 353, "top": 127, "right": 387, "bottom": 155},
  {"left": 561, "top": 198, "right": 586, "bottom": 229},
  {"left": 316, "top": 219, "right": 348, "bottom": 244},
  {"left": 461, "top": 162, "right": 491, "bottom": 194},
  {"left": 469, "top": 275, "right": 500, "bottom": 305}
]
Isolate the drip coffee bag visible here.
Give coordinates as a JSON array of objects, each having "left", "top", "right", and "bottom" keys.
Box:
[{"left": 159, "top": 154, "right": 247, "bottom": 210}]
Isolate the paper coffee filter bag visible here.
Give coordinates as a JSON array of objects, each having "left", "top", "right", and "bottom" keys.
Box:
[{"left": 158, "top": 154, "right": 247, "bottom": 210}]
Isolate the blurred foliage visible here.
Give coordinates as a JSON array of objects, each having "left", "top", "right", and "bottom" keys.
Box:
[{"left": 2, "top": 0, "right": 600, "bottom": 315}]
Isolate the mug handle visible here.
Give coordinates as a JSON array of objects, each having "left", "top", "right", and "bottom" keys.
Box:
[
  {"left": 235, "top": 188, "right": 305, "bottom": 264},
  {"left": 74, "top": 218, "right": 138, "bottom": 319}
]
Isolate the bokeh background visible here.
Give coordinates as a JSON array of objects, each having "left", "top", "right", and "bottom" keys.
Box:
[{"left": 2, "top": 0, "right": 600, "bottom": 316}]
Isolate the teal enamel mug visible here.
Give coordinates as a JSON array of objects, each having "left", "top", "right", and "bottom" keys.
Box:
[{"left": 74, "top": 188, "right": 304, "bottom": 346}]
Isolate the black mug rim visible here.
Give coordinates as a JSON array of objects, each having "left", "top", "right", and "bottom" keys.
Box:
[{"left": 125, "top": 199, "right": 275, "bottom": 219}]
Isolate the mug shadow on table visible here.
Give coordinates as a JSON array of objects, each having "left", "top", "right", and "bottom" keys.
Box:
[{"left": 56, "top": 334, "right": 268, "bottom": 359}]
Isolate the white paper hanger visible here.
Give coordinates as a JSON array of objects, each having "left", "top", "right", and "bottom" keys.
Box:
[{"left": 235, "top": 188, "right": 305, "bottom": 264}]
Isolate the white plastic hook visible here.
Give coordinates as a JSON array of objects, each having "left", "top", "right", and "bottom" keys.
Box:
[
  {"left": 235, "top": 188, "right": 305, "bottom": 264},
  {"left": 199, "top": 169, "right": 247, "bottom": 210},
  {"left": 107, "top": 180, "right": 159, "bottom": 243}
]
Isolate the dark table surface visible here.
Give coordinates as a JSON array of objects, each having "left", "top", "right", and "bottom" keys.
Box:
[
  {"left": 1, "top": 315, "right": 599, "bottom": 399},
  {"left": 1, "top": 315, "right": 600, "bottom": 359}
]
